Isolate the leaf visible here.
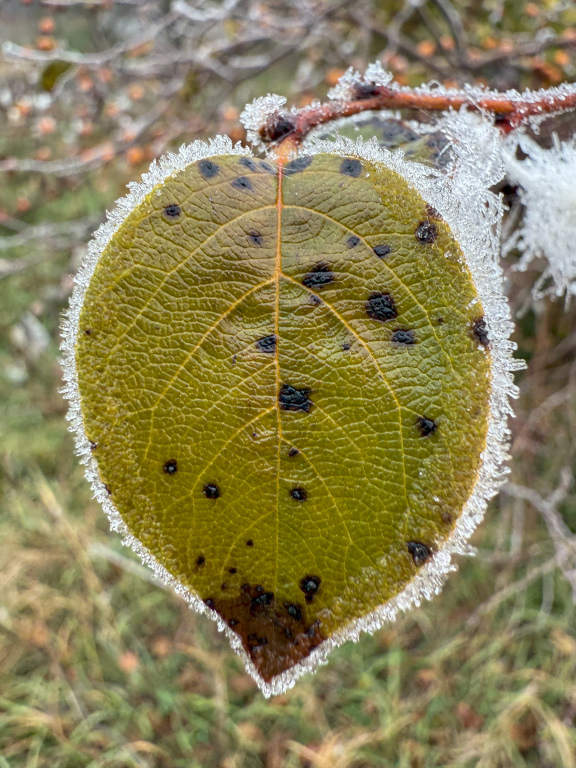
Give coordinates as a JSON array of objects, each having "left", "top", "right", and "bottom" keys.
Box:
[{"left": 68, "top": 147, "right": 494, "bottom": 693}]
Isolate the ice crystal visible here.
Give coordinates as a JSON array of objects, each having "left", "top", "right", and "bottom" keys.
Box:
[
  {"left": 240, "top": 93, "right": 288, "bottom": 150},
  {"left": 503, "top": 134, "right": 576, "bottom": 301},
  {"left": 327, "top": 61, "right": 394, "bottom": 101}
]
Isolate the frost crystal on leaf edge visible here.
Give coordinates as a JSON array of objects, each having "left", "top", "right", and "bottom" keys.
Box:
[{"left": 61, "top": 121, "right": 523, "bottom": 698}]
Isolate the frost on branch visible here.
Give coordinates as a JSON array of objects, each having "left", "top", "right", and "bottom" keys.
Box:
[{"left": 503, "top": 134, "right": 576, "bottom": 301}]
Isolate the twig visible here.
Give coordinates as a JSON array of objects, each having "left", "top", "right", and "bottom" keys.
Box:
[{"left": 258, "top": 80, "right": 576, "bottom": 145}]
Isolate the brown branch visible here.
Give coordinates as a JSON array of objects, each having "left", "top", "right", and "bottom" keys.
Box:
[{"left": 259, "top": 81, "right": 576, "bottom": 146}]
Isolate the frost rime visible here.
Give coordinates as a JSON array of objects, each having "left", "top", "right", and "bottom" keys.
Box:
[{"left": 503, "top": 134, "right": 576, "bottom": 301}]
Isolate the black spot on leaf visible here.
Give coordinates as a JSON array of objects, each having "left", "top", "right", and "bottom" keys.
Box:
[
  {"left": 203, "top": 483, "right": 219, "bottom": 499},
  {"left": 285, "top": 603, "right": 302, "bottom": 621},
  {"left": 373, "top": 244, "right": 391, "bottom": 258},
  {"left": 260, "top": 161, "right": 275, "bottom": 174},
  {"left": 198, "top": 159, "right": 219, "bottom": 178},
  {"left": 300, "top": 575, "right": 321, "bottom": 601},
  {"left": 366, "top": 292, "right": 397, "bottom": 322},
  {"left": 84, "top": 328, "right": 92, "bottom": 335},
  {"left": 231, "top": 176, "right": 253, "bottom": 191},
  {"left": 284, "top": 156, "right": 313, "bottom": 174},
  {"left": 347, "top": 235, "right": 360, "bottom": 248},
  {"left": 246, "top": 539, "right": 254, "bottom": 547},
  {"left": 251, "top": 592, "right": 275, "bottom": 610},
  {"left": 471, "top": 316, "right": 489, "bottom": 347},
  {"left": 392, "top": 329, "right": 415, "bottom": 345},
  {"left": 342, "top": 341, "right": 351, "bottom": 350},
  {"left": 407, "top": 541, "right": 433, "bottom": 566},
  {"left": 163, "top": 459, "right": 177, "bottom": 474},
  {"left": 290, "top": 487, "right": 307, "bottom": 501},
  {"left": 228, "top": 567, "right": 237, "bottom": 574},
  {"left": 248, "top": 230, "right": 263, "bottom": 245},
  {"left": 103, "top": 484, "right": 112, "bottom": 495},
  {"left": 228, "top": 618, "right": 239, "bottom": 627},
  {"left": 340, "top": 158, "right": 362, "bottom": 177},
  {"left": 205, "top": 598, "right": 216, "bottom": 609},
  {"left": 302, "top": 262, "right": 334, "bottom": 289},
  {"left": 287, "top": 447, "right": 299, "bottom": 457},
  {"left": 437, "top": 317, "right": 445, "bottom": 325},
  {"left": 196, "top": 555, "right": 205, "bottom": 566},
  {"left": 415, "top": 220, "right": 438, "bottom": 244},
  {"left": 89, "top": 441, "right": 98, "bottom": 450},
  {"left": 417, "top": 416, "right": 437, "bottom": 437},
  {"left": 255, "top": 334, "right": 276, "bottom": 353},
  {"left": 239, "top": 157, "right": 258, "bottom": 171},
  {"left": 279, "top": 384, "right": 312, "bottom": 412},
  {"left": 163, "top": 204, "right": 182, "bottom": 219}
]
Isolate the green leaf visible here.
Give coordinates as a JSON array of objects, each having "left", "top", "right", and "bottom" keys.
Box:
[{"left": 71, "top": 150, "right": 492, "bottom": 690}]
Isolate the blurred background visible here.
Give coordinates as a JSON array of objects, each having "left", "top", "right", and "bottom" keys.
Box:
[{"left": 1, "top": 1, "right": 576, "bottom": 766}]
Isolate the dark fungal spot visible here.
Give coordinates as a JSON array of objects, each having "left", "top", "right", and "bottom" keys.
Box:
[
  {"left": 259, "top": 161, "right": 275, "bottom": 174},
  {"left": 255, "top": 334, "right": 276, "bottom": 353},
  {"left": 84, "top": 328, "right": 92, "bottom": 335},
  {"left": 407, "top": 541, "right": 433, "bottom": 567},
  {"left": 198, "top": 159, "right": 219, "bottom": 178},
  {"left": 290, "top": 487, "right": 307, "bottom": 502},
  {"left": 248, "top": 229, "right": 263, "bottom": 245},
  {"left": 302, "top": 262, "right": 334, "bottom": 290},
  {"left": 196, "top": 555, "right": 205, "bottom": 567},
  {"left": 373, "top": 244, "right": 392, "bottom": 259},
  {"left": 309, "top": 294, "right": 322, "bottom": 306},
  {"left": 228, "top": 567, "right": 237, "bottom": 574},
  {"left": 239, "top": 156, "right": 258, "bottom": 172},
  {"left": 221, "top": 583, "right": 227, "bottom": 591},
  {"left": 247, "top": 633, "right": 269, "bottom": 649},
  {"left": 163, "top": 459, "right": 177, "bottom": 474},
  {"left": 163, "top": 204, "right": 182, "bottom": 219},
  {"left": 415, "top": 220, "right": 438, "bottom": 244},
  {"left": 471, "top": 316, "right": 489, "bottom": 347},
  {"left": 340, "top": 157, "right": 362, "bottom": 177},
  {"left": 251, "top": 592, "right": 274, "bottom": 610},
  {"left": 346, "top": 234, "right": 360, "bottom": 248},
  {"left": 366, "top": 292, "right": 397, "bottom": 322},
  {"left": 417, "top": 416, "right": 437, "bottom": 437},
  {"left": 342, "top": 341, "right": 351, "bottom": 350},
  {"left": 426, "top": 204, "right": 442, "bottom": 220},
  {"left": 284, "top": 156, "right": 313, "bottom": 174},
  {"left": 203, "top": 483, "right": 219, "bottom": 499},
  {"left": 103, "top": 483, "right": 112, "bottom": 495},
  {"left": 437, "top": 317, "right": 444, "bottom": 324},
  {"left": 392, "top": 329, "right": 415, "bottom": 345},
  {"left": 300, "top": 575, "right": 321, "bottom": 595},
  {"left": 246, "top": 539, "right": 254, "bottom": 547},
  {"left": 285, "top": 603, "right": 302, "bottom": 621},
  {"left": 287, "top": 447, "right": 299, "bottom": 457},
  {"left": 204, "top": 598, "right": 216, "bottom": 609},
  {"left": 89, "top": 441, "right": 98, "bottom": 450},
  {"left": 279, "top": 383, "right": 312, "bottom": 412},
  {"left": 231, "top": 175, "right": 253, "bottom": 192},
  {"left": 228, "top": 618, "right": 239, "bottom": 627}
]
